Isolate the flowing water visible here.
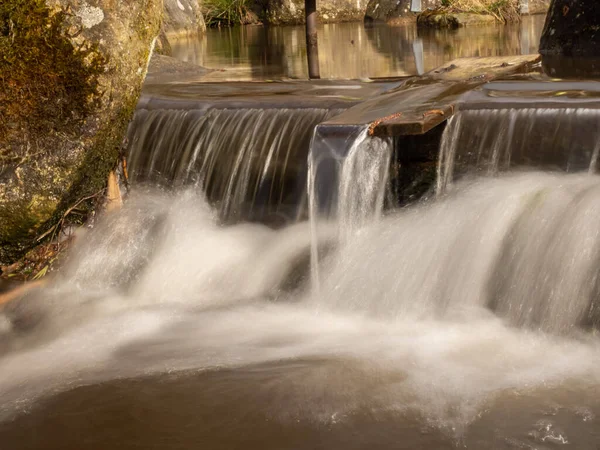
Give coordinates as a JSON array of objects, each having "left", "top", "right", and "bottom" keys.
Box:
[
  {"left": 437, "top": 107, "right": 600, "bottom": 194},
  {"left": 4, "top": 172, "right": 600, "bottom": 448},
  {"left": 7, "top": 63, "right": 600, "bottom": 446},
  {"left": 128, "top": 107, "right": 344, "bottom": 222}
]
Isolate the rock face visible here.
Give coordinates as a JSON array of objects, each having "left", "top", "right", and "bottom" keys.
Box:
[
  {"left": 417, "top": 11, "right": 496, "bottom": 28},
  {"left": 266, "top": 0, "right": 368, "bottom": 24},
  {"left": 525, "top": 0, "right": 551, "bottom": 15},
  {"left": 0, "top": 0, "right": 162, "bottom": 265},
  {"left": 162, "top": 0, "right": 206, "bottom": 38},
  {"left": 539, "top": 0, "right": 600, "bottom": 57},
  {"left": 364, "top": 0, "right": 441, "bottom": 24}
]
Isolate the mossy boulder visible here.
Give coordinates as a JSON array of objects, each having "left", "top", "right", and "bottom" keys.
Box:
[{"left": 0, "top": 0, "right": 162, "bottom": 265}]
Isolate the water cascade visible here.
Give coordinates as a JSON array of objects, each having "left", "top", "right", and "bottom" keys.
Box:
[
  {"left": 437, "top": 83, "right": 600, "bottom": 194},
  {"left": 8, "top": 87, "right": 600, "bottom": 448},
  {"left": 127, "top": 107, "right": 343, "bottom": 222},
  {"left": 307, "top": 125, "right": 392, "bottom": 291}
]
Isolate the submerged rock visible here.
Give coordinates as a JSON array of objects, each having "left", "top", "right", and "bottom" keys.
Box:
[
  {"left": 144, "top": 54, "right": 213, "bottom": 84},
  {"left": 0, "top": 0, "right": 161, "bottom": 265}
]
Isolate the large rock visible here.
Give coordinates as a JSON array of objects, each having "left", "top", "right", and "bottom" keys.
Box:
[
  {"left": 525, "top": 0, "right": 551, "bottom": 15},
  {"left": 539, "top": 0, "right": 600, "bottom": 57},
  {"left": 266, "top": 0, "right": 367, "bottom": 24},
  {"left": 163, "top": 0, "right": 206, "bottom": 38},
  {"left": 0, "top": 0, "right": 162, "bottom": 265},
  {"left": 417, "top": 11, "right": 497, "bottom": 28},
  {"left": 364, "top": 0, "right": 441, "bottom": 24}
]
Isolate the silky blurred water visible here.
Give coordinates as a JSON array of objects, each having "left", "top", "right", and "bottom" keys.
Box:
[{"left": 3, "top": 172, "right": 600, "bottom": 448}]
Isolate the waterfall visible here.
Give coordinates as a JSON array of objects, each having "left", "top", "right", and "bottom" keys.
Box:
[
  {"left": 334, "top": 128, "right": 391, "bottom": 242},
  {"left": 437, "top": 107, "right": 600, "bottom": 195},
  {"left": 307, "top": 125, "right": 392, "bottom": 292},
  {"left": 127, "top": 107, "right": 343, "bottom": 222},
  {"left": 7, "top": 112, "right": 600, "bottom": 443},
  {"left": 317, "top": 172, "right": 600, "bottom": 334}
]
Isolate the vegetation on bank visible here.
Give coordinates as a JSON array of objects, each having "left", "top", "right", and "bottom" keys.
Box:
[
  {"left": 202, "top": 0, "right": 257, "bottom": 27},
  {"left": 439, "top": 0, "right": 520, "bottom": 23}
]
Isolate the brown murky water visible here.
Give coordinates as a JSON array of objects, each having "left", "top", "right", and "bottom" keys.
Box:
[
  {"left": 170, "top": 16, "right": 546, "bottom": 80},
  {"left": 2, "top": 360, "right": 600, "bottom": 450}
]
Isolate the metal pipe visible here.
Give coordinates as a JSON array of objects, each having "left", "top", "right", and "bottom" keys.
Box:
[{"left": 305, "top": 0, "right": 320, "bottom": 79}]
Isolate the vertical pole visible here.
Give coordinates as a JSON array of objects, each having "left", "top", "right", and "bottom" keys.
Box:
[{"left": 305, "top": 0, "right": 320, "bottom": 79}]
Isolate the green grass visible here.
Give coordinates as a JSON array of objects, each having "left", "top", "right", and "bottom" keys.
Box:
[{"left": 202, "top": 0, "right": 254, "bottom": 27}]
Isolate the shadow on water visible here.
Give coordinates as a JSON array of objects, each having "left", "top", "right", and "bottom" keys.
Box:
[{"left": 169, "top": 16, "right": 546, "bottom": 80}]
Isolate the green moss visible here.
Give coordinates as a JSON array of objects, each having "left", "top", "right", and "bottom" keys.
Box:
[
  {"left": 0, "top": 0, "right": 160, "bottom": 266},
  {"left": 44, "top": 88, "right": 141, "bottom": 227},
  {"left": 0, "top": 0, "right": 106, "bottom": 157},
  {"left": 0, "top": 201, "right": 47, "bottom": 263}
]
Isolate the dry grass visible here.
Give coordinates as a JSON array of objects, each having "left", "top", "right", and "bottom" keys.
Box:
[{"left": 440, "top": 0, "right": 521, "bottom": 23}]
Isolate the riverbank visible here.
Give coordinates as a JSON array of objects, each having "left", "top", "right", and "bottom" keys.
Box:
[
  {"left": 366, "top": 0, "right": 550, "bottom": 28},
  {"left": 162, "top": 0, "right": 550, "bottom": 42}
]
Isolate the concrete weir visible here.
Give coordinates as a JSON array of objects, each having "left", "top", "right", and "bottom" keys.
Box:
[
  {"left": 127, "top": 54, "right": 549, "bottom": 221},
  {"left": 322, "top": 54, "right": 541, "bottom": 138}
]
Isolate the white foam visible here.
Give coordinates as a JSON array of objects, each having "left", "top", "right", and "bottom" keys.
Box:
[{"left": 3, "top": 174, "right": 600, "bottom": 428}]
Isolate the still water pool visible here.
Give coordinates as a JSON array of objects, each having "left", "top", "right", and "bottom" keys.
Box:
[{"left": 170, "top": 15, "right": 545, "bottom": 80}]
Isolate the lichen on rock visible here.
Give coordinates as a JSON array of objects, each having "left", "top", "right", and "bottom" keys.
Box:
[{"left": 0, "top": 0, "right": 162, "bottom": 265}]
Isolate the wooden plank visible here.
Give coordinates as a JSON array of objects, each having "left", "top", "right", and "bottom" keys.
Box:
[
  {"left": 370, "top": 103, "right": 455, "bottom": 137},
  {"left": 324, "top": 54, "right": 541, "bottom": 137},
  {"left": 368, "top": 55, "right": 539, "bottom": 136}
]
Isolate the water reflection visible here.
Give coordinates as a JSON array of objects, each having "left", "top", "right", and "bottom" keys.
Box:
[{"left": 170, "top": 16, "right": 546, "bottom": 80}]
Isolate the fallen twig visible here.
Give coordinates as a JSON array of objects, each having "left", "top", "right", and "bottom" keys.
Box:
[{"left": 36, "top": 190, "right": 104, "bottom": 244}]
